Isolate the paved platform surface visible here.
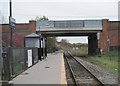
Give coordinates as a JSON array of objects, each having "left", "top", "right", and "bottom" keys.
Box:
[{"left": 10, "top": 52, "right": 67, "bottom": 84}]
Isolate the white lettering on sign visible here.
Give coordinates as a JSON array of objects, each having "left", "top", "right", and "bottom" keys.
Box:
[{"left": 9, "top": 16, "right": 16, "bottom": 29}]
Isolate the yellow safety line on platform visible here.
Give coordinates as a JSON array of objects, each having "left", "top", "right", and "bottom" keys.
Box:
[{"left": 61, "top": 53, "right": 67, "bottom": 85}]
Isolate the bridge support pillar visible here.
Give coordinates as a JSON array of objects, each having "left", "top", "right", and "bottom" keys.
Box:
[
  {"left": 88, "top": 33, "right": 99, "bottom": 55},
  {"left": 42, "top": 37, "right": 46, "bottom": 59},
  {"left": 39, "top": 37, "right": 46, "bottom": 60},
  {"left": 39, "top": 37, "right": 43, "bottom": 60},
  {"left": 45, "top": 37, "right": 47, "bottom": 57}
]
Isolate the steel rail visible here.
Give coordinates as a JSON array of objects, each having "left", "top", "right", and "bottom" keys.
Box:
[
  {"left": 67, "top": 51, "right": 104, "bottom": 86},
  {"left": 64, "top": 52, "right": 79, "bottom": 86},
  {"left": 64, "top": 51, "right": 104, "bottom": 86}
]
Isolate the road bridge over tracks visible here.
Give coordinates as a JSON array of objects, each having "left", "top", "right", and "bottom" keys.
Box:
[{"left": 36, "top": 20, "right": 103, "bottom": 55}]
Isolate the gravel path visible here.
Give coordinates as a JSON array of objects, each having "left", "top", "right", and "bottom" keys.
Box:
[{"left": 75, "top": 57, "right": 118, "bottom": 85}]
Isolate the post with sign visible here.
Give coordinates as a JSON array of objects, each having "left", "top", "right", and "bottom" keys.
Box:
[
  {"left": 9, "top": 17, "right": 15, "bottom": 29},
  {"left": 9, "top": 0, "right": 16, "bottom": 47},
  {"left": 9, "top": 17, "right": 16, "bottom": 76},
  {"left": 9, "top": 0, "right": 16, "bottom": 78},
  {"left": 9, "top": 16, "right": 16, "bottom": 47}
]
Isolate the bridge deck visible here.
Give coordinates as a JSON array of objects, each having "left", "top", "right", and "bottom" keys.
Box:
[
  {"left": 37, "top": 27, "right": 102, "bottom": 31},
  {"left": 36, "top": 20, "right": 102, "bottom": 36},
  {"left": 37, "top": 28, "right": 102, "bottom": 36}
]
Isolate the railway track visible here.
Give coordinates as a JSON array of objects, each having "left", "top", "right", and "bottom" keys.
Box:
[{"left": 64, "top": 51, "right": 104, "bottom": 86}]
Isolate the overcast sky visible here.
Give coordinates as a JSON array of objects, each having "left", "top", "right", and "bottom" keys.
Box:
[
  {"left": 12, "top": 1, "right": 118, "bottom": 23},
  {"left": 1, "top": 0, "right": 119, "bottom": 43}
]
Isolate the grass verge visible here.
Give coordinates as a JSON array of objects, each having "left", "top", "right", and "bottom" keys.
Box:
[
  {"left": 83, "top": 51, "right": 119, "bottom": 76},
  {"left": 71, "top": 47, "right": 88, "bottom": 57}
]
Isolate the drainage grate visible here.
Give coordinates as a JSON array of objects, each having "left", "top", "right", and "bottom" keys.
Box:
[{"left": 45, "top": 67, "right": 50, "bottom": 68}]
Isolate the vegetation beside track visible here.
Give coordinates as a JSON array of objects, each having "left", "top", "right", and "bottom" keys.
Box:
[
  {"left": 56, "top": 38, "right": 119, "bottom": 76},
  {"left": 71, "top": 47, "right": 88, "bottom": 57},
  {"left": 72, "top": 49, "right": 119, "bottom": 76},
  {"left": 83, "top": 51, "right": 118, "bottom": 75}
]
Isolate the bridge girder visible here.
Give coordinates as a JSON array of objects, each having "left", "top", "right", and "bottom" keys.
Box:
[{"left": 37, "top": 30, "right": 102, "bottom": 37}]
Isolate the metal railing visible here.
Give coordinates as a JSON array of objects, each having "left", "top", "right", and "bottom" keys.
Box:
[{"left": 36, "top": 20, "right": 102, "bottom": 29}]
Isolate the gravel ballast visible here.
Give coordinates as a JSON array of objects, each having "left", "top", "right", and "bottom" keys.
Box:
[{"left": 75, "top": 57, "right": 118, "bottom": 85}]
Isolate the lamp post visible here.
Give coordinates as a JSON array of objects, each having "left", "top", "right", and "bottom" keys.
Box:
[{"left": 10, "top": 0, "right": 12, "bottom": 47}]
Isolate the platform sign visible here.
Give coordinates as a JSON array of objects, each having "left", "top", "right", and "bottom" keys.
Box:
[
  {"left": 27, "top": 49, "right": 32, "bottom": 67},
  {"left": 9, "top": 16, "right": 16, "bottom": 29}
]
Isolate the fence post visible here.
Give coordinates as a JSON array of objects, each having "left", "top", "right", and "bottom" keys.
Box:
[
  {"left": 9, "top": 48, "right": 14, "bottom": 79},
  {"left": 2, "top": 48, "right": 11, "bottom": 82},
  {"left": 0, "top": 48, "right": 2, "bottom": 85},
  {"left": 24, "top": 48, "right": 27, "bottom": 70}
]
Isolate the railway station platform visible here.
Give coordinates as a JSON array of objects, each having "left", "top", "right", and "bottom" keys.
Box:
[{"left": 10, "top": 52, "right": 67, "bottom": 84}]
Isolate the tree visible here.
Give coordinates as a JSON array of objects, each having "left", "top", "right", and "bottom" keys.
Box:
[
  {"left": 47, "top": 37, "right": 57, "bottom": 53},
  {"left": 35, "top": 16, "right": 48, "bottom": 21},
  {"left": 40, "top": 16, "right": 48, "bottom": 20},
  {"left": 60, "top": 39, "right": 69, "bottom": 45}
]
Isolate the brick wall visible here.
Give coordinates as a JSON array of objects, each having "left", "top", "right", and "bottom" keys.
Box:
[
  {"left": 2, "top": 20, "right": 36, "bottom": 48},
  {"left": 98, "top": 19, "right": 120, "bottom": 52}
]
